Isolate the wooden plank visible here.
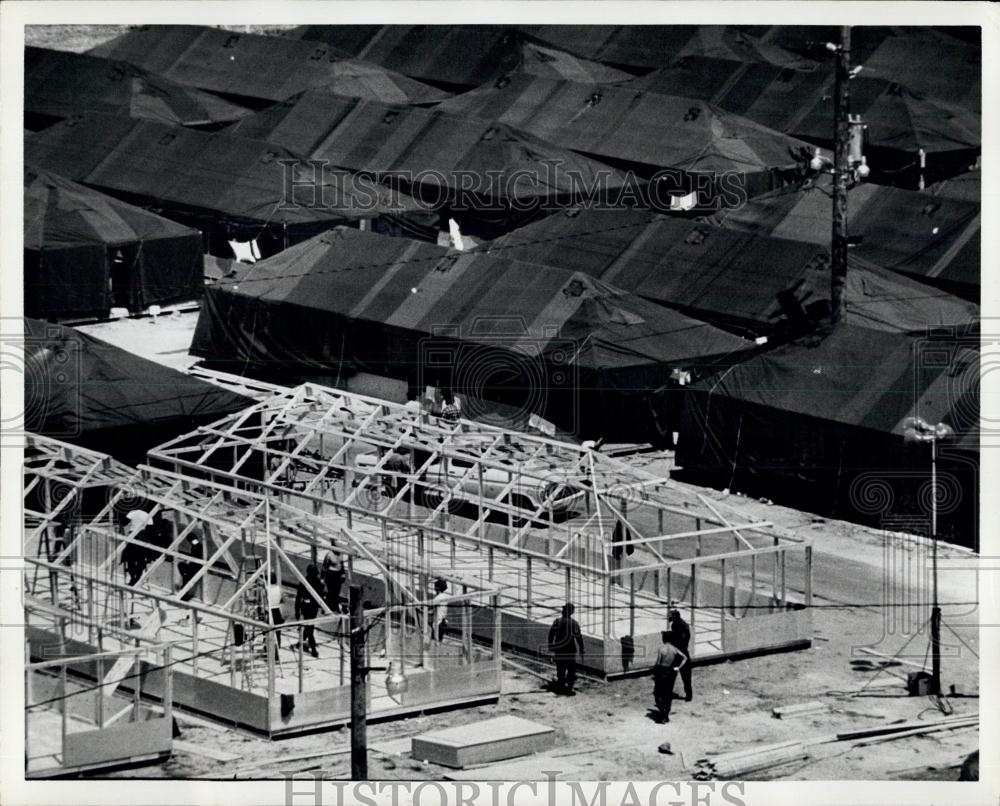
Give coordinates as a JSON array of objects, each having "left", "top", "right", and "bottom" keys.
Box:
[
  {"left": 837, "top": 715, "right": 975, "bottom": 742},
  {"left": 412, "top": 716, "right": 555, "bottom": 769}
]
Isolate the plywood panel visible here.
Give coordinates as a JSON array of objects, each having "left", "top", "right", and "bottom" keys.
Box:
[{"left": 411, "top": 715, "right": 554, "bottom": 768}]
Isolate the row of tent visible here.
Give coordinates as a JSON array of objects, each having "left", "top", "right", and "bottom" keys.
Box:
[{"left": 22, "top": 26, "right": 980, "bottom": 547}]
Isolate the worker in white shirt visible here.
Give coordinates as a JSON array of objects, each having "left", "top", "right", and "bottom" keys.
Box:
[
  {"left": 429, "top": 578, "right": 450, "bottom": 642},
  {"left": 266, "top": 572, "right": 284, "bottom": 659}
]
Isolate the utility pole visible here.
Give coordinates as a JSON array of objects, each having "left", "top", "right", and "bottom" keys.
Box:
[
  {"left": 830, "top": 25, "right": 851, "bottom": 327},
  {"left": 930, "top": 436, "right": 941, "bottom": 695},
  {"left": 349, "top": 584, "right": 367, "bottom": 780}
]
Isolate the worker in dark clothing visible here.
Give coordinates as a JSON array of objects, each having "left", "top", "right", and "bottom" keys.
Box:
[
  {"left": 321, "top": 548, "right": 346, "bottom": 613},
  {"left": 653, "top": 630, "right": 688, "bottom": 723},
  {"left": 667, "top": 609, "right": 693, "bottom": 701},
  {"left": 293, "top": 564, "right": 323, "bottom": 658},
  {"left": 122, "top": 510, "right": 153, "bottom": 586},
  {"left": 548, "top": 603, "right": 585, "bottom": 695}
]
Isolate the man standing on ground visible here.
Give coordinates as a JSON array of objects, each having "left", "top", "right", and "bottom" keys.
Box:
[
  {"left": 293, "top": 564, "right": 323, "bottom": 657},
  {"left": 653, "top": 630, "right": 688, "bottom": 723},
  {"left": 667, "top": 608, "right": 693, "bottom": 701},
  {"left": 548, "top": 603, "right": 585, "bottom": 695}
]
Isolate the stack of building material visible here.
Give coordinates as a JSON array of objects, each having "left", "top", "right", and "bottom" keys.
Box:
[{"left": 411, "top": 715, "right": 555, "bottom": 769}]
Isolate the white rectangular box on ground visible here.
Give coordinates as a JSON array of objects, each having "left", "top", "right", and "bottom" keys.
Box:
[{"left": 411, "top": 716, "right": 556, "bottom": 768}]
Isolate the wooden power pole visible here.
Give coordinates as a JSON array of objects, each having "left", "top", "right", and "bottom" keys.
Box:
[
  {"left": 349, "top": 584, "right": 367, "bottom": 780},
  {"left": 830, "top": 25, "right": 851, "bottom": 326}
]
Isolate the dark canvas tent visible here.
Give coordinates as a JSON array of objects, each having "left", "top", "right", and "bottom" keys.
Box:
[
  {"left": 25, "top": 46, "right": 250, "bottom": 131},
  {"left": 191, "top": 227, "right": 752, "bottom": 442},
  {"left": 229, "top": 91, "right": 634, "bottom": 238},
  {"left": 517, "top": 25, "right": 818, "bottom": 71},
  {"left": 677, "top": 323, "right": 979, "bottom": 548},
  {"left": 488, "top": 208, "right": 978, "bottom": 336},
  {"left": 624, "top": 58, "right": 979, "bottom": 189},
  {"left": 25, "top": 112, "right": 434, "bottom": 258},
  {"left": 23, "top": 317, "right": 252, "bottom": 463},
  {"left": 89, "top": 25, "right": 449, "bottom": 107},
  {"left": 438, "top": 74, "right": 819, "bottom": 202},
  {"left": 735, "top": 26, "right": 981, "bottom": 113},
  {"left": 711, "top": 176, "right": 980, "bottom": 300},
  {"left": 25, "top": 166, "right": 203, "bottom": 318},
  {"left": 290, "top": 25, "right": 632, "bottom": 88}
]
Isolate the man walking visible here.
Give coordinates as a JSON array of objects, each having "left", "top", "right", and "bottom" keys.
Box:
[
  {"left": 653, "top": 630, "right": 688, "bottom": 722},
  {"left": 548, "top": 603, "right": 585, "bottom": 695},
  {"left": 667, "top": 608, "right": 693, "bottom": 701}
]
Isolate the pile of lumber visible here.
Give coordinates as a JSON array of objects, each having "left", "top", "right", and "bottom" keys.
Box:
[{"left": 693, "top": 713, "right": 979, "bottom": 780}]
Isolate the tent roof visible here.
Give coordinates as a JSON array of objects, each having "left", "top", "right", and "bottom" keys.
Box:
[
  {"left": 24, "top": 165, "right": 199, "bottom": 251},
  {"left": 290, "top": 25, "right": 632, "bottom": 86},
  {"left": 25, "top": 112, "right": 424, "bottom": 226},
  {"left": 489, "top": 207, "right": 978, "bottom": 334},
  {"left": 23, "top": 317, "right": 253, "bottom": 448},
  {"left": 438, "top": 74, "right": 817, "bottom": 175},
  {"left": 625, "top": 57, "right": 979, "bottom": 154},
  {"left": 517, "top": 25, "right": 818, "bottom": 71},
  {"left": 230, "top": 91, "right": 632, "bottom": 201},
  {"left": 89, "top": 24, "right": 449, "bottom": 105},
  {"left": 710, "top": 177, "right": 980, "bottom": 290},
  {"left": 201, "top": 227, "right": 751, "bottom": 370},
  {"left": 739, "top": 26, "right": 980, "bottom": 113},
  {"left": 688, "top": 323, "right": 979, "bottom": 438},
  {"left": 25, "top": 46, "right": 250, "bottom": 128}
]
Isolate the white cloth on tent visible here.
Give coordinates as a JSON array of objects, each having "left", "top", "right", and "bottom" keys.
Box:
[
  {"left": 668, "top": 191, "right": 699, "bottom": 212},
  {"left": 448, "top": 218, "right": 465, "bottom": 251},
  {"left": 229, "top": 238, "right": 261, "bottom": 263}
]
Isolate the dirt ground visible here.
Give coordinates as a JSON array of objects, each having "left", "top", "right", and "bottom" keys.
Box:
[{"left": 26, "top": 23, "right": 981, "bottom": 785}]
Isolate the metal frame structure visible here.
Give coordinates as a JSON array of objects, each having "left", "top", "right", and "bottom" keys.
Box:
[
  {"left": 24, "top": 630, "right": 175, "bottom": 778},
  {"left": 23, "top": 434, "right": 503, "bottom": 736},
  {"left": 151, "top": 381, "right": 814, "bottom": 676}
]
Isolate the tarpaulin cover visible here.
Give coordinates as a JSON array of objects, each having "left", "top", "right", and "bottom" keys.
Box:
[
  {"left": 711, "top": 176, "right": 980, "bottom": 297},
  {"left": 191, "top": 227, "right": 752, "bottom": 440},
  {"left": 624, "top": 57, "right": 980, "bottom": 156},
  {"left": 438, "top": 74, "right": 818, "bottom": 186},
  {"left": 90, "top": 25, "right": 449, "bottom": 105},
  {"left": 517, "top": 25, "right": 818, "bottom": 71},
  {"left": 25, "top": 113, "right": 426, "bottom": 230},
  {"left": 290, "top": 25, "right": 632, "bottom": 87},
  {"left": 677, "top": 323, "right": 980, "bottom": 547},
  {"left": 23, "top": 317, "right": 253, "bottom": 462},
  {"left": 24, "top": 166, "right": 203, "bottom": 317},
  {"left": 230, "top": 91, "right": 632, "bottom": 205},
  {"left": 488, "top": 207, "right": 978, "bottom": 335},
  {"left": 734, "top": 26, "right": 981, "bottom": 112},
  {"left": 25, "top": 46, "right": 250, "bottom": 128}
]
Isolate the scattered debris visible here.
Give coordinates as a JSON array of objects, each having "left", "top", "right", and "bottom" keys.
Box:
[
  {"left": 772, "top": 701, "right": 829, "bottom": 719},
  {"left": 173, "top": 740, "right": 241, "bottom": 763},
  {"left": 693, "top": 714, "right": 979, "bottom": 780}
]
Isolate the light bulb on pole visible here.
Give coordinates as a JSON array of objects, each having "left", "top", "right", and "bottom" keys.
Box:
[{"left": 902, "top": 416, "right": 954, "bottom": 699}]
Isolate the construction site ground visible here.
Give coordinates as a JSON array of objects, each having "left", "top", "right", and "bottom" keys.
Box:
[
  {"left": 76, "top": 316, "right": 979, "bottom": 781},
  {"left": 101, "top": 487, "right": 979, "bottom": 781}
]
